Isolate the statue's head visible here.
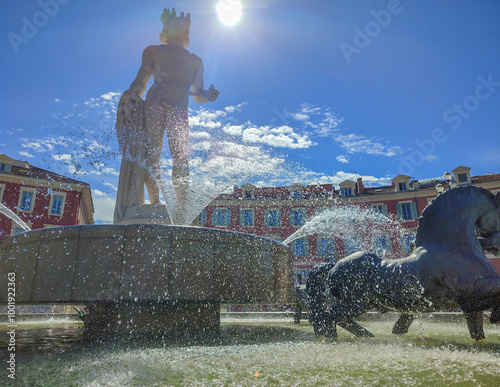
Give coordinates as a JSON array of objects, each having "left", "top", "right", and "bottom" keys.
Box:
[{"left": 159, "top": 8, "right": 191, "bottom": 48}]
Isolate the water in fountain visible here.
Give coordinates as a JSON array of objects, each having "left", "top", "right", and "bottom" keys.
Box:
[
  {"left": 37, "top": 95, "right": 310, "bottom": 225},
  {"left": 0, "top": 202, "right": 31, "bottom": 231},
  {"left": 154, "top": 125, "right": 310, "bottom": 225},
  {"left": 284, "top": 203, "right": 404, "bottom": 256},
  {"left": 3, "top": 318, "right": 500, "bottom": 385}
]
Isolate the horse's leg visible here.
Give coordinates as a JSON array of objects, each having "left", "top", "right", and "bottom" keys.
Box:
[
  {"left": 338, "top": 319, "right": 374, "bottom": 338},
  {"left": 464, "top": 311, "right": 485, "bottom": 341},
  {"left": 392, "top": 313, "right": 416, "bottom": 335},
  {"left": 490, "top": 307, "right": 500, "bottom": 324}
]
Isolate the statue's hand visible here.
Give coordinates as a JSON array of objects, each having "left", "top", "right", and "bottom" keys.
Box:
[{"left": 208, "top": 84, "right": 220, "bottom": 102}]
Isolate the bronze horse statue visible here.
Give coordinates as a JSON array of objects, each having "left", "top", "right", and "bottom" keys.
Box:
[{"left": 307, "top": 186, "right": 500, "bottom": 340}]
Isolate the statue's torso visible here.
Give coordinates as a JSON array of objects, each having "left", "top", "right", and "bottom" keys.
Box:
[{"left": 146, "top": 45, "right": 199, "bottom": 105}]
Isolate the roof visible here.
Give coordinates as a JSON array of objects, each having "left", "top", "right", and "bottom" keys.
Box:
[{"left": 4, "top": 161, "right": 89, "bottom": 186}]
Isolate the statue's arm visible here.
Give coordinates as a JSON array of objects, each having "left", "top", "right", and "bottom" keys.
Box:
[
  {"left": 191, "top": 56, "right": 219, "bottom": 103},
  {"left": 128, "top": 46, "right": 155, "bottom": 98}
]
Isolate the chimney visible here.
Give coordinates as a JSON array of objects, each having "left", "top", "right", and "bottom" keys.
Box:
[{"left": 356, "top": 178, "right": 365, "bottom": 194}]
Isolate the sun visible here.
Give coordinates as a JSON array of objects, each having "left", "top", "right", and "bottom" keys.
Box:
[{"left": 216, "top": 0, "right": 242, "bottom": 26}]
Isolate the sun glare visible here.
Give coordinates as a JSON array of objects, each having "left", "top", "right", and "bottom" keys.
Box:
[{"left": 216, "top": 0, "right": 242, "bottom": 26}]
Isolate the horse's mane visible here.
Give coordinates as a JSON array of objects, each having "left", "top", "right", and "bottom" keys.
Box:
[{"left": 416, "top": 185, "right": 495, "bottom": 245}]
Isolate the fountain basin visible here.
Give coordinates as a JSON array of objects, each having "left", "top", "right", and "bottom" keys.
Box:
[{"left": 0, "top": 225, "right": 294, "bottom": 338}]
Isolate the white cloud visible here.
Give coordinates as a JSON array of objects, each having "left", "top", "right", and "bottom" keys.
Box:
[
  {"left": 18, "top": 151, "right": 34, "bottom": 158},
  {"left": 190, "top": 131, "right": 211, "bottom": 140},
  {"left": 191, "top": 141, "right": 211, "bottom": 151},
  {"left": 188, "top": 108, "right": 226, "bottom": 129},
  {"left": 292, "top": 113, "right": 309, "bottom": 121},
  {"left": 91, "top": 191, "right": 115, "bottom": 223},
  {"left": 55, "top": 98, "right": 62, "bottom": 103},
  {"left": 242, "top": 125, "right": 314, "bottom": 149},
  {"left": 333, "top": 133, "right": 401, "bottom": 157},
  {"left": 103, "top": 182, "right": 118, "bottom": 191},
  {"left": 52, "top": 154, "right": 72, "bottom": 161},
  {"left": 336, "top": 155, "right": 349, "bottom": 163},
  {"left": 224, "top": 102, "right": 247, "bottom": 113},
  {"left": 222, "top": 125, "right": 244, "bottom": 136},
  {"left": 101, "top": 92, "right": 121, "bottom": 101}
]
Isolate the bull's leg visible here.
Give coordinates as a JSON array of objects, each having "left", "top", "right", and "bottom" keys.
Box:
[
  {"left": 464, "top": 311, "right": 485, "bottom": 341},
  {"left": 310, "top": 309, "right": 336, "bottom": 337},
  {"left": 490, "top": 307, "right": 500, "bottom": 324},
  {"left": 392, "top": 313, "right": 416, "bottom": 335},
  {"left": 294, "top": 303, "right": 301, "bottom": 324},
  {"left": 338, "top": 319, "right": 374, "bottom": 337}
]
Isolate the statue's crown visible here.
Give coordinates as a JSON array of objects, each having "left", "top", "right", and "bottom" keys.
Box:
[{"left": 161, "top": 8, "right": 191, "bottom": 24}]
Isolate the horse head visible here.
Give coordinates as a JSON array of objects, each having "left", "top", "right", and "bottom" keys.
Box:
[{"left": 477, "top": 191, "right": 500, "bottom": 256}]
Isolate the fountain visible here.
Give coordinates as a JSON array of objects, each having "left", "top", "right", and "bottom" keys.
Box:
[
  {"left": 307, "top": 186, "right": 500, "bottom": 340},
  {"left": 0, "top": 202, "right": 31, "bottom": 232},
  {"left": 0, "top": 8, "right": 295, "bottom": 340},
  {"left": 2, "top": 6, "right": 500, "bottom": 385}
]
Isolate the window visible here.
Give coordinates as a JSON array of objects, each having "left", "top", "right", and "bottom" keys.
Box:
[
  {"left": 396, "top": 202, "right": 418, "bottom": 220},
  {"left": 291, "top": 238, "right": 309, "bottom": 256},
  {"left": 265, "top": 209, "right": 282, "bottom": 227},
  {"left": 12, "top": 227, "right": 26, "bottom": 235},
  {"left": 292, "top": 190, "right": 302, "bottom": 200},
  {"left": 289, "top": 209, "right": 306, "bottom": 227},
  {"left": 49, "top": 193, "right": 66, "bottom": 216},
  {"left": 18, "top": 188, "right": 36, "bottom": 212},
  {"left": 0, "top": 183, "right": 4, "bottom": 202},
  {"left": 212, "top": 208, "right": 231, "bottom": 226},
  {"left": 398, "top": 182, "right": 407, "bottom": 191},
  {"left": 373, "top": 235, "right": 393, "bottom": 256},
  {"left": 457, "top": 173, "right": 468, "bottom": 183},
  {"left": 371, "top": 204, "right": 388, "bottom": 217},
  {"left": 240, "top": 209, "right": 254, "bottom": 226},
  {"left": 244, "top": 190, "right": 253, "bottom": 200},
  {"left": 344, "top": 237, "right": 361, "bottom": 256},
  {"left": 199, "top": 208, "right": 207, "bottom": 226},
  {"left": 0, "top": 163, "right": 11, "bottom": 173},
  {"left": 340, "top": 188, "right": 353, "bottom": 197},
  {"left": 317, "top": 236, "right": 337, "bottom": 261},
  {"left": 400, "top": 232, "right": 416, "bottom": 254}
]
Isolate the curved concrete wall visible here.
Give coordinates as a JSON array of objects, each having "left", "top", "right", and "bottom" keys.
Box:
[{"left": 0, "top": 225, "right": 294, "bottom": 304}]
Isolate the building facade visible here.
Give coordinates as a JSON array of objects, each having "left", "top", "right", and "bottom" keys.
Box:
[
  {"left": 0, "top": 154, "right": 94, "bottom": 242},
  {"left": 201, "top": 166, "right": 500, "bottom": 283}
]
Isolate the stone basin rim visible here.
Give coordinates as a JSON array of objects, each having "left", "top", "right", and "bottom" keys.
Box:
[{"left": 0, "top": 224, "right": 290, "bottom": 249}]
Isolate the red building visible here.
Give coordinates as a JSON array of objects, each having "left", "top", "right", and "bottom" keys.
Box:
[
  {"left": 0, "top": 154, "right": 94, "bottom": 242},
  {"left": 201, "top": 166, "right": 500, "bottom": 283}
]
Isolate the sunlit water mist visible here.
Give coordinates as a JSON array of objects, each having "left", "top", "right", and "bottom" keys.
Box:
[
  {"left": 158, "top": 131, "right": 310, "bottom": 224},
  {"left": 0, "top": 202, "right": 31, "bottom": 231},
  {"left": 34, "top": 94, "right": 312, "bottom": 225},
  {"left": 284, "top": 204, "right": 405, "bottom": 255}
]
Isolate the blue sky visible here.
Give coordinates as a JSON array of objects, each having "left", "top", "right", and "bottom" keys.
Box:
[{"left": 1, "top": 0, "right": 500, "bottom": 223}]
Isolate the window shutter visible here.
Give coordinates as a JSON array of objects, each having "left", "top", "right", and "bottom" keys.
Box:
[
  {"left": 340, "top": 188, "right": 346, "bottom": 196},
  {"left": 277, "top": 210, "right": 282, "bottom": 226},
  {"left": 396, "top": 203, "right": 402, "bottom": 220},
  {"left": 410, "top": 202, "right": 418, "bottom": 219},
  {"left": 289, "top": 209, "right": 295, "bottom": 226},
  {"left": 264, "top": 210, "right": 269, "bottom": 226},
  {"left": 382, "top": 204, "right": 388, "bottom": 216},
  {"left": 225, "top": 209, "right": 231, "bottom": 226}
]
